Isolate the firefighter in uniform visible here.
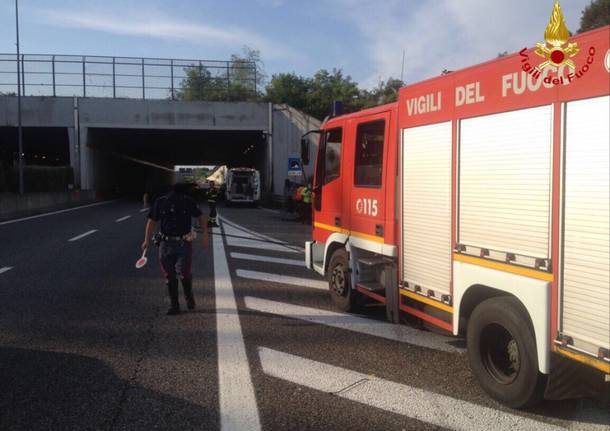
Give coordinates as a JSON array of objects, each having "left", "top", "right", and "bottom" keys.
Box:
[
  {"left": 207, "top": 181, "right": 219, "bottom": 227},
  {"left": 299, "top": 184, "right": 312, "bottom": 223},
  {"left": 142, "top": 182, "right": 208, "bottom": 315}
]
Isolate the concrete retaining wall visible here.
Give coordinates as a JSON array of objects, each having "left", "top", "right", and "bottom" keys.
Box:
[
  {"left": 0, "top": 190, "right": 97, "bottom": 221},
  {"left": 272, "top": 104, "right": 320, "bottom": 194}
]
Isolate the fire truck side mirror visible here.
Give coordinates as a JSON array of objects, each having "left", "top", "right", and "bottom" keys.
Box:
[{"left": 300, "top": 137, "right": 310, "bottom": 165}]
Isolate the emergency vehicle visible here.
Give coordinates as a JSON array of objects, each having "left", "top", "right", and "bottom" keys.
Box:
[
  {"left": 304, "top": 26, "right": 610, "bottom": 407},
  {"left": 225, "top": 167, "right": 261, "bottom": 204}
]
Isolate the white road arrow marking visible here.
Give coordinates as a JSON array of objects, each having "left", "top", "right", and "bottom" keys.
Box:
[
  {"left": 0, "top": 267, "right": 13, "bottom": 275},
  {"left": 258, "top": 347, "right": 562, "bottom": 431},
  {"left": 245, "top": 296, "right": 463, "bottom": 353}
]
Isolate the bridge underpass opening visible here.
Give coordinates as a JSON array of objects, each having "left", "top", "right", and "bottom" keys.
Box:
[
  {"left": 87, "top": 128, "right": 267, "bottom": 197},
  {"left": 0, "top": 127, "right": 71, "bottom": 193}
]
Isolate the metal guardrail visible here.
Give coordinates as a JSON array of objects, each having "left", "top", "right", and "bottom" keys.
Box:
[{"left": 0, "top": 53, "right": 257, "bottom": 100}]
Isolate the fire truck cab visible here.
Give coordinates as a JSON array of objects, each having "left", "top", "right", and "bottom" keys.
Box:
[{"left": 305, "top": 26, "right": 610, "bottom": 408}]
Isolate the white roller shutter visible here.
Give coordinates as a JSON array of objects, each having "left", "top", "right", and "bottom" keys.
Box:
[
  {"left": 459, "top": 106, "right": 553, "bottom": 258},
  {"left": 561, "top": 95, "right": 610, "bottom": 352},
  {"left": 402, "top": 121, "right": 452, "bottom": 296}
]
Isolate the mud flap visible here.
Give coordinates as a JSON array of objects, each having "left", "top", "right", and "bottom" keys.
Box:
[
  {"left": 545, "top": 352, "right": 610, "bottom": 402},
  {"left": 383, "top": 264, "right": 399, "bottom": 323}
]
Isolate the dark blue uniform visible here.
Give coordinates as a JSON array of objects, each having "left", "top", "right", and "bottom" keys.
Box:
[{"left": 149, "top": 190, "right": 202, "bottom": 314}]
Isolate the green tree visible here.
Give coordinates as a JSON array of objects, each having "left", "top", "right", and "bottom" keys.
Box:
[
  {"left": 360, "top": 78, "right": 404, "bottom": 109},
  {"left": 264, "top": 73, "right": 311, "bottom": 110},
  {"left": 305, "top": 69, "right": 361, "bottom": 120},
  {"left": 176, "top": 64, "right": 228, "bottom": 101},
  {"left": 177, "top": 46, "right": 266, "bottom": 102},
  {"left": 578, "top": 0, "right": 610, "bottom": 32}
]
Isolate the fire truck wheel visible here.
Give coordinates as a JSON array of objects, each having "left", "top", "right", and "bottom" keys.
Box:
[
  {"left": 328, "top": 249, "right": 361, "bottom": 312},
  {"left": 466, "top": 296, "right": 547, "bottom": 409}
]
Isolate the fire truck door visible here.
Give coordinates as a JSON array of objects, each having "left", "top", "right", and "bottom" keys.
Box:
[
  {"left": 313, "top": 127, "right": 344, "bottom": 243},
  {"left": 350, "top": 114, "right": 389, "bottom": 246}
]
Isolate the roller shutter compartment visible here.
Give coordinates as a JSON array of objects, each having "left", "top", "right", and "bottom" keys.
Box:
[
  {"left": 402, "top": 121, "right": 452, "bottom": 297},
  {"left": 561, "top": 95, "right": 610, "bottom": 354},
  {"left": 459, "top": 105, "right": 553, "bottom": 259}
]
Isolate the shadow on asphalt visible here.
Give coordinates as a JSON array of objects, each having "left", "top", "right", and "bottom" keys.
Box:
[{"left": 0, "top": 347, "right": 212, "bottom": 430}]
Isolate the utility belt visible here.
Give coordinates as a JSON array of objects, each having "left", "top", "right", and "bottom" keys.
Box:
[{"left": 153, "top": 230, "right": 196, "bottom": 245}]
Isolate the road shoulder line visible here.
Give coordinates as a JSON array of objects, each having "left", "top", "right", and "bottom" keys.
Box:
[
  {"left": 0, "top": 200, "right": 119, "bottom": 226},
  {"left": 213, "top": 221, "right": 261, "bottom": 431}
]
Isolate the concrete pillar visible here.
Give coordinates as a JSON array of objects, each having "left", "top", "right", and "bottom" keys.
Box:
[
  {"left": 79, "top": 127, "right": 93, "bottom": 191},
  {"left": 67, "top": 127, "right": 80, "bottom": 188}
]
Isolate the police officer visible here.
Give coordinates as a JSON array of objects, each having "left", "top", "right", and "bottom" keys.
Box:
[
  {"left": 207, "top": 181, "right": 219, "bottom": 227},
  {"left": 142, "top": 182, "right": 209, "bottom": 315}
]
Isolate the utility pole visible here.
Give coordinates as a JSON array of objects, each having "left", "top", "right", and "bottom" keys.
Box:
[
  {"left": 16, "top": 0, "right": 24, "bottom": 194},
  {"left": 401, "top": 49, "right": 405, "bottom": 82}
]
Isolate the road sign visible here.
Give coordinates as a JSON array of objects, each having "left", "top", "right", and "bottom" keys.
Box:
[{"left": 288, "top": 157, "right": 302, "bottom": 176}]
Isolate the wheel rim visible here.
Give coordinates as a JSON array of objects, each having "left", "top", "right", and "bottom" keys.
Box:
[
  {"left": 479, "top": 323, "right": 520, "bottom": 384},
  {"left": 330, "top": 263, "right": 347, "bottom": 296}
]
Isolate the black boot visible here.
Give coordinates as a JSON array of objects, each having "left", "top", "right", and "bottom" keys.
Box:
[
  {"left": 166, "top": 279, "right": 180, "bottom": 315},
  {"left": 182, "top": 278, "right": 195, "bottom": 310}
]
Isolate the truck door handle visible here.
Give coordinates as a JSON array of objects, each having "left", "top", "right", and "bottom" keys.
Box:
[{"left": 335, "top": 217, "right": 341, "bottom": 227}]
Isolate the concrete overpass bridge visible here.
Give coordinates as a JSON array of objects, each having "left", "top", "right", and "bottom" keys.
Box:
[
  {"left": 0, "top": 54, "right": 319, "bottom": 201},
  {"left": 0, "top": 96, "right": 319, "bottom": 199}
]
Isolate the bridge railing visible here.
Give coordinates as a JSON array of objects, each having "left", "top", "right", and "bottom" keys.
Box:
[{"left": 0, "top": 54, "right": 257, "bottom": 100}]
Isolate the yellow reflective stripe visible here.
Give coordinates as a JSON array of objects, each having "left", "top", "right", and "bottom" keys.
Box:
[
  {"left": 400, "top": 289, "right": 453, "bottom": 313},
  {"left": 554, "top": 345, "right": 610, "bottom": 374},
  {"left": 453, "top": 253, "right": 554, "bottom": 282},
  {"left": 313, "top": 222, "right": 385, "bottom": 244},
  {"left": 313, "top": 221, "right": 346, "bottom": 234}
]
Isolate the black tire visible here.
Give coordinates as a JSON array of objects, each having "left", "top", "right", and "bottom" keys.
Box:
[
  {"left": 467, "top": 296, "right": 547, "bottom": 408},
  {"left": 327, "top": 249, "right": 361, "bottom": 312}
]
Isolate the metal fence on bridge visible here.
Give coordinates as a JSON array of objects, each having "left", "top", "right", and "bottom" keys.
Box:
[{"left": 0, "top": 54, "right": 257, "bottom": 100}]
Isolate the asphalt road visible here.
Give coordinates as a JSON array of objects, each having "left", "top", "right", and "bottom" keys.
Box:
[{"left": 0, "top": 200, "right": 608, "bottom": 431}]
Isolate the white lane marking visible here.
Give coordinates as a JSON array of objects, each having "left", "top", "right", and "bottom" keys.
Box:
[
  {"left": 231, "top": 252, "right": 304, "bottom": 267},
  {"left": 245, "top": 296, "right": 463, "bottom": 353},
  {"left": 140, "top": 208, "right": 149, "bottom": 213},
  {"left": 221, "top": 221, "right": 300, "bottom": 253},
  {"left": 68, "top": 229, "right": 97, "bottom": 242},
  {"left": 214, "top": 223, "right": 261, "bottom": 431},
  {"left": 259, "top": 207, "right": 281, "bottom": 214},
  {"left": 115, "top": 215, "right": 131, "bottom": 222},
  {"left": 237, "top": 270, "right": 326, "bottom": 290},
  {"left": 219, "top": 215, "right": 303, "bottom": 252},
  {"left": 0, "top": 267, "right": 13, "bottom": 275},
  {"left": 0, "top": 200, "right": 119, "bottom": 226},
  {"left": 258, "top": 347, "right": 562, "bottom": 431}
]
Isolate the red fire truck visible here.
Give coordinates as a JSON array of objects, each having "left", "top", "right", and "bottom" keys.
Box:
[{"left": 304, "top": 26, "right": 610, "bottom": 408}]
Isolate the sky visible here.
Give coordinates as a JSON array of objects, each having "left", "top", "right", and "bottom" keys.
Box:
[{"left": 0, "top": 0, "right": 593, "bottom": 90}]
